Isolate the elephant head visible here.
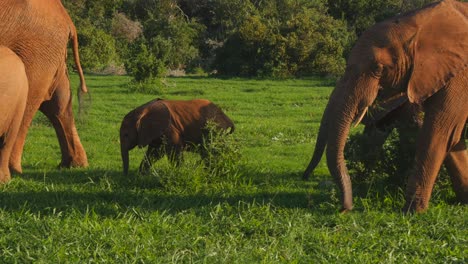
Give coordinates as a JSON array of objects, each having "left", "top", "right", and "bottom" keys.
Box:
[
  {"left": 120, "top": 100, "right": 170, "bottom": 175},
  {"left": 303, "top": 0, "right": 468, "bottom": 212}
]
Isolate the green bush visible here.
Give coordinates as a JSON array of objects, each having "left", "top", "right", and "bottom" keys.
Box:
[
  {"left": 345, "top": 126, "right": 416, "bottom": 187},
  {"left": 213, "top": 1, "right": 351, "bottom": 77},
  {"left": 201, "top": 121, "right": 242, "bottom": 180},
  {"left": 125, "top": 78, "right": 167, "bottom": 94},
  {"left": 147, "top": 121, "right": 242, "bottom": 193},
  {"left": 124, "top": 37, "right": 169, "bottom": 82}
]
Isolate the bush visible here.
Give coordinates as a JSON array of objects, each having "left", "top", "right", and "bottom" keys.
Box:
[
  {"left": 213, "top": 1, "right": 351, "bottom": 77},
  {"left": 124, "top": 37, "right": 169, "bottom": 82},
  {"left": 125, "top": 78, "right": 167, "bottom": 94},
  {"left": 73, "top": 25, "right": 119, "bottom": 72},
  {"left": 112, "top": 12, "right": 143, "bottom": 43},
  {"left": 201, "top": 121, "right": 241, "bottom": 180},
  {"left": 345, "top": 126, "right": 417, "bottom": 187},
  {"left": 147, "top": 121, "right": 242, "bottom": 193}
]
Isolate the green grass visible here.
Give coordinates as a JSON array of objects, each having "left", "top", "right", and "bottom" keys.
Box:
[{"left": 0, "top": 75, "right": 466, "bottom": 263}]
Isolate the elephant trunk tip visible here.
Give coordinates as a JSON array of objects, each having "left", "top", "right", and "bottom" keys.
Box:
[{"left": 121, "top": 145, "right": 130, "bottom": 176}]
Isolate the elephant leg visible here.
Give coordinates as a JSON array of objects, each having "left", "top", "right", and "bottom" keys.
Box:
[
  {"left": 444, "top": 136, "right": 468, "bottom": 204},
  {"left": 0, "top": 116, "right": 24, "bottom": 182},
  {"left": 39, "top": 72, "right": 88, "bottom": 168},
  {"left": 167, "top": 146, "right": 183, "bottom": 167},
  {"left": 9, "top": 102, "right": 41, "bottom": 174},
  {"left": 139, "top": 145, "right": 163, "bottom": 174},
  {"left": 403, "top": 118, "right": 449, "bottom": 213}
]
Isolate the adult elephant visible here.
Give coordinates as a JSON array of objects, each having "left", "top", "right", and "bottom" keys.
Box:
[
  {"left": 0, "top": 46, "right": 28, "bottom": 183},
  {"left": 0, "top": 0, "right": 88, "bottom": 175},
  {"left": 303, "top": 0, "right": 467, "bottom": 213}
]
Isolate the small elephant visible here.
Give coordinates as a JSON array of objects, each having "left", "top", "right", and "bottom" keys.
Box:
[
  {"left": 0, "top": 46, "right": 28, "bottom": 182},
  {"left": 120, "top": 99, "right": 235, "bottom": 175}
]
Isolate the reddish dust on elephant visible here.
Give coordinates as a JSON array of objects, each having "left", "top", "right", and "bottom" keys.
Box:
[
  {"left": 0, "top": 46, "right": 28, "bottom": 182},
  {"left": 303, "top": 0, "right": 468, "bottom": 213},
  {"left": 120, "top": 99, "right": 235, "bottom": 175},
  {"left": 0, "top": 0, "right": 88, "bottom": 179}
]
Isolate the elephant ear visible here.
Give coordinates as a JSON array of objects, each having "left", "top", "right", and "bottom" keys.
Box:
[
  {"left": 406, "top": 0, "right": 468, "bottom": 104},
  {"left": 136, "top": 101, "right": 171, "bottom": 147}
]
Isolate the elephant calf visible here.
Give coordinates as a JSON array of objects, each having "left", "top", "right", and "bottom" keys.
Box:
[
  {"left": 0, "top": 46, "right": 29, "bottom": 182},
  {"left": 120, "top": 99, "right": 235, "bottom": 175}
]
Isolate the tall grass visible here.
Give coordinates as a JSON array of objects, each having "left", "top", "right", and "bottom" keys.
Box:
[{"left": 0, "top": 75, "right": 465, "bottom": 263}]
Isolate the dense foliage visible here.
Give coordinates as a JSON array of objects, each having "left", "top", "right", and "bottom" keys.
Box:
[{"left": 63, "top": 0, "right": 449, "bottom": 79}]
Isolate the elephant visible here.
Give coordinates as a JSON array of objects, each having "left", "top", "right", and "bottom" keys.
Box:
[
  {"left": 361, "top": 93, "right": 423, "bottom": 132},
  {"left": 0, "top": 46, "right": 29, "bottom": 182},
  {"left": 303, "top": 0, "right": 468, "bottom": 213},
  {"left": 120, "top": 99, "right": 235, "bottom": 175},
  {"left": 0, "top": 0, "right": 88, "bottom": 176}
]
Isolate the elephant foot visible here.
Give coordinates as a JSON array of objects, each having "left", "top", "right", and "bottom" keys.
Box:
[
  {"left": 9, "top": 162, "right": 22, "bottom": 175},
  {"left": 0, "top": 169, "right": 12, "bottom": 183},
  {"left": 339, "top": 207, "right": 352, "bottom": 214},
  {"left": 59, "top": 156, "right": 89, "bottom": 169},
  {"left": 402, "top": 200, "right": 428, "bottom": 214}
]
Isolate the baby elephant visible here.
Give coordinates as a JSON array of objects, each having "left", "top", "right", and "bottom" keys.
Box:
[
  {"left": 120, "top": 99, "right": 234, "bottom": 175},
  {"left": 0, "top": 46, "right": 28, "bottom": 182}
]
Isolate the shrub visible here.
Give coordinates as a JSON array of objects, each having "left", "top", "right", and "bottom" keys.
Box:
[
  {"left": 124, "top": 37, "right": 169, "bottom": 82},
  {"left": 201, "top": 121, "right": 242, "bottom": 180},
  {"left": 345, "top": 126, "right": 416, "bottom": 187},
  {"left": 213, "top": 1, "right": 351, "bottom": 77},
  {"left": 111, "top": 12, "right": 143, "bottom": 43},
  {"left": 147, "top": 121, "right": 242, "bottom": 193},
  {"left": 125, "top": 78, "right": 167, "bottom": 95},
  {"left": 72, "top": 25, "right": 119, "bottom": 72}
]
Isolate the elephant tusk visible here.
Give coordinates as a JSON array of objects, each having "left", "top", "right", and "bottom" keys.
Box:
[{"left": 353, "top": 107, "right": 368, "bottom": 128}]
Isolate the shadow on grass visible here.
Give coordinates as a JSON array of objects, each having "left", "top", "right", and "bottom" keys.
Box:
[{"left": 0, "top": 168, "right": 340, "bottom": 217}]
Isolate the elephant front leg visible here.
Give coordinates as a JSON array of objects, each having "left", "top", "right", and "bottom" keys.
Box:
[
  {"left": 444, "top": 139, "right": 468, "bottom": 204},
  {"left": 403, "top": 127, "right": 447, "bottom": 213},
  {"left": 402, "top": 109, "right": 465, "bottom": 213},
  {"left": 39, "top": 82, "right": 88, "bottom": 169},
  {"left": 139, "top": 145, "right": 163, "bottom": 174}
]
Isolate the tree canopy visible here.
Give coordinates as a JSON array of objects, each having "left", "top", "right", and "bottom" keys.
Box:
[{"left": 62, "top": 0, "right": 450, "bottom": 80}]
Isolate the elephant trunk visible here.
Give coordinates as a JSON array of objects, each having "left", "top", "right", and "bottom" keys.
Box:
[
  {"left": 121, "top": 142, "right": 130, "bottom": 175},
  {"left": 326, "top": 106, "right": 355, "bottom": 212},
  {"left": 308, "top": 84, "right": 359, "bottom": 212}
]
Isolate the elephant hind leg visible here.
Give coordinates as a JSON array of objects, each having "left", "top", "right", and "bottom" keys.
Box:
[{"left": 39, "top": 73, "right": 88, "bottom": 168}]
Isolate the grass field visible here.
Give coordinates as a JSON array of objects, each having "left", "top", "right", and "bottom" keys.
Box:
[{"left": 0, "top": 74, "right": 466, "bottom": 263}]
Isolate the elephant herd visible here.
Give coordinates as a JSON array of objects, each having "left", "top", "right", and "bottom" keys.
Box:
[{"left": 0, "top": 0, "right": 466, "bottom": 213}]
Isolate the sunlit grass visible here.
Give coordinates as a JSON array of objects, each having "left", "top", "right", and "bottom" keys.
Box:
[{"left": 0, "top": 74, "right": 466, "bottom": 262}]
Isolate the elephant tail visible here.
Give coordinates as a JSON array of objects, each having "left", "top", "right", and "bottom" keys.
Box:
[
  {"left": 69, "top": 24, "right": 88, "bottom": 94},
  {"left": 69, "top": 24, "right": 91, "bottom": 117},
  {"left": 302, "top": 102, "right": 330, "bottom": 180}
]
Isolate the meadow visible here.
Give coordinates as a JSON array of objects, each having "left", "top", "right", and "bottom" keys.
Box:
[{"left": 0, "top": 75, "right": 466, "bottom": 263}]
